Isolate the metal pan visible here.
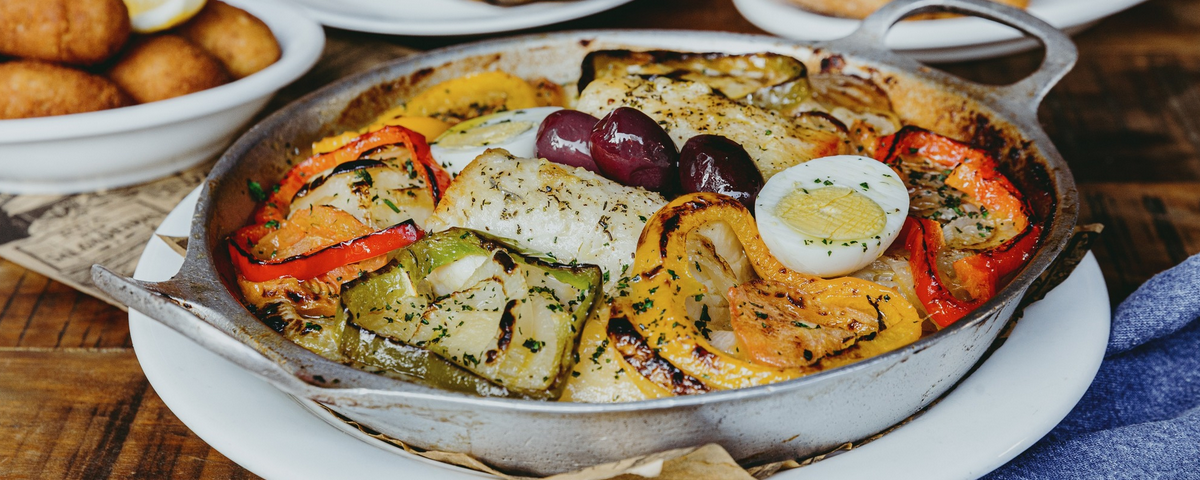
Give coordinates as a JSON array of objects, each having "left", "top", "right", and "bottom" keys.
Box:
[{"left": 93, "top": 0, "right": 1078, "bottom": 475}]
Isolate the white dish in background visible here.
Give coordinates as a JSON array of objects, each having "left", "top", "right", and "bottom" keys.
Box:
[
  {"left": 734, "top": 0, "right": 1148, "bottom": 62},
  {"left": 0, "top": 0, "right": 324, "bottom": 195},
  {"left": 128, "top": 189, "right": 1109, "bottom": 479},
  {"left": 284, "top": 0, "right": 633, "bottom": 36}
]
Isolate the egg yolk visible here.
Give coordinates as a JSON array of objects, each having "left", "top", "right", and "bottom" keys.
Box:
[{"left": 775, "top": 185, "right": 886, "bottom": 240}]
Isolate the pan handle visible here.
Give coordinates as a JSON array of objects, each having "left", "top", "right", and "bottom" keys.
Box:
[
  {"left": 91, "top": 264, "right": 319, "bottom": 398},
  {"left": 829, "top": 0, "right": 1078, "bottom": 116}
]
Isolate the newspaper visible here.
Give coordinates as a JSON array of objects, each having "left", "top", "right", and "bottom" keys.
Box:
[{"left": 0, "top": 163, "right": 210, "bottom": 309}]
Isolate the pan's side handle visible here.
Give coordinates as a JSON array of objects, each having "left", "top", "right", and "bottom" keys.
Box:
[
  {"left": 828, "top": 0, "right": 1077, "bottom": 116},
  {"left": 92, "top": 264, "right": 317, "bottom": 397}
]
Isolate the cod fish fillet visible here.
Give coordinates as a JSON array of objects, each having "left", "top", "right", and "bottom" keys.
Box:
[
  {"left": 576, "top": 76, "right": 849, "bottom": 179},
  {"left": 425, "top": 149, "right": 667, "bottom": 292}
]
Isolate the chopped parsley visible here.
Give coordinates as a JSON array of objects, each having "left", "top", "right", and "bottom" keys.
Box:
[
  {"left": 247, "top": 180, "right": 267, "bottom": 202},
  {"left": 695, "top": 305, "right": 713, "bottom": 339},
  {"left": 355, "top": 169, "right": 374, "bottom": 186},
  {"left": 523, "top": 338, "right": 545, "bottom": 353}
]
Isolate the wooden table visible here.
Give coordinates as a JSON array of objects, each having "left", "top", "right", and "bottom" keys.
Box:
[{"left": 3, "top": 0, "right": 1198, "bottom": 477}]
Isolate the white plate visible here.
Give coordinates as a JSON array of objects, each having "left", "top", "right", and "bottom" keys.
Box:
[
  {"left": 129, "top": 189, "right": 1108, "bottom": 479},
  {"left": 733, "top": 0, "right": 1147, "bottom": 62},
  {"left": 285, "top": 0, "right": 633, "bottom": 36},
  {"left": 0, "top": 0, "right": 324, "bottom": 195}
]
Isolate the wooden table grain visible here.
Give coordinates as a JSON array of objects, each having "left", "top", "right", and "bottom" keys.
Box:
[{"left": 2, "top": 0, "right": 1199, "bottom": 477}]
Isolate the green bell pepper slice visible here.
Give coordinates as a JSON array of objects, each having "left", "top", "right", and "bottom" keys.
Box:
[{"left": 339, "top": 228, "right": 603, "bottom": 398}]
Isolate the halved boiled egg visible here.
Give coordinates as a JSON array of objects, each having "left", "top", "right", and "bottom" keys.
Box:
[
  {"left": 430, "top": 107, "right": 562, "bottom": 174},
  {"left": 755, "top": 155, "right": 909, "bottom": 277}
]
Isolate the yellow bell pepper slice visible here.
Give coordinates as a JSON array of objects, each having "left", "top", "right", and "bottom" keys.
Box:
[
  {"left": 403, "top": 71, "right": 540, "bottom": 124},
  {"left": 629, "top": 192, "right": 922, "bottom": 391},
  {"left": 374, "top": 116, "right": 451, "bottom": 141},
  {"left": 311, "top": 116, "right": 450, "bottom": 154},
  {"left": 311, "top": 70, "right": 541, "bottom": 154},
  {"left": 560, "top": 302, "right": 672, "bottom": 403}
]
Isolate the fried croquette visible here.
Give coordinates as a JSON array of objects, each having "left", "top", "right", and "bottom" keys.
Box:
[
  {"left": 0, "top": 60, "right": 131, "bottom": 119},
  {"left": 177, "top": 1, "right": 281, "bottom": 79},
  {"left": 107, "top": 35, "right": 230, "bottom": 104},
  {"left": 0, "top": 0, "right": 131, "bottom": 66}
]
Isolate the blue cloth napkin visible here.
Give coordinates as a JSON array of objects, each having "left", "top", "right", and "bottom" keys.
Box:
[{"left": 986, "top": 254, "right": 1200, "bottom": 479}]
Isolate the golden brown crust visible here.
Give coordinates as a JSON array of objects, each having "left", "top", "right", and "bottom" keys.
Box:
[
  {"left": 0, "top": 0, "right": 130, "bottom": 65},
  {"left": 107, "top": 35, "right": 231, "bottom": 104},
  {"left": 0, "top": 60, "right": 131, "bottom": 119},
  {"left": 176, "top": 1, "right": 281, "bottom": 79},
  {"left": 786, "top": 0, "right": 1029, "bottom": 19}
]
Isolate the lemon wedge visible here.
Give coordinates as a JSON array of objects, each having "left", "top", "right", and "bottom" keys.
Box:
[
  {"left": 125, "top": 0, "right": 207, "bottom": 33},
  {"left": 434, "top": 118, "right": 534, "bottom": 149}
]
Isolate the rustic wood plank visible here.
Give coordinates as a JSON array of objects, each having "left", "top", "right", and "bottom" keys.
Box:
[
  {"left": 51, "top": 292, "right": 131, "bottom": 349},
  {"left": 0, "top": 350, "right": 250, "bottom": 479},
  {"left": 1076, "top": 0, "right": 1200, "bottom": 56},
  {"left": 0, "top": 258, "right": 27, "bottom": 320},
  {"left": 11, "top": 280, "right": 84, "bottom": 348},
  {"left": 1042, "top": 54, "right": 1200, "bottom": 183},
  {"left": 1079, "top": 182, "right": 1200, "bottom": 303},
  {"left": 0, "top": 264, "right": 50, "bottom": 347},
  {"left": 108, "top": 388, "right": 258, "bottom": 479},
  {"left": 0, "top": 349, "right": 145, "bottom": 478},
  {"left": 0, "top": 259, "right": 131, "bottom": 349}
]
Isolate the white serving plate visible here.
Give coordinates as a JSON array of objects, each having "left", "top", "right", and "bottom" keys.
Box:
[
  {"left": 129, "top": 189, "right": 1109, "bottom": 479},
  {"left": 734, "top": 0, "right": 1148, "bottom": 62},
  {"left": 0, "top": 0, "right": 324, "bottom": 195},
  {"left": 283, "top": 0, "right": 633, "bottom": 36}
]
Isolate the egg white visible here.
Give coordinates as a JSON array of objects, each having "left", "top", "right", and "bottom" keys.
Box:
[
  {"left": 430, "top": 107, "right": 562, "bottom": 175},
  {"left": 755, "top": 155, "right": 909, "bottom": 278}
]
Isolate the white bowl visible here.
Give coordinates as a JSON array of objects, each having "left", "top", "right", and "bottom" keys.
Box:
[{"left": 0, "top": 0, "right": 325, "bottom": 194}]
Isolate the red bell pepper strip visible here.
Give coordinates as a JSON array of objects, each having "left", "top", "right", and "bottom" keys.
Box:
[
  {"left": 902, "top": 216, "right": 1041, "bottom": 328},
  {"left": 902, "top": 217, "right": 980, "bottom": 327},
  {"left": 876, "top": 127, "right": 974, "bottom": 170},
  {"left": 946, "top": 157, "right": 1029, "bottom": 234},
  {"left": 952, "top": 223, "right": 1042, "bottom": 300},
  {"left": 876, "top": 126, "right": 1029, "bottom": 233},
  {"left": 229, "top": 220, "right": 424, "bottom": 282},
  {"left": 882, "top": 128, "right": 1042, "bottom": 327},
  {"left": 235, "top": 125, "right": 451, "bottom": 247}
]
